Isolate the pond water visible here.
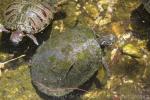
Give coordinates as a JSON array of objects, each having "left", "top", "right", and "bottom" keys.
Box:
[{"left": 0, "top": 0, "right": 150, "bottom": 100}]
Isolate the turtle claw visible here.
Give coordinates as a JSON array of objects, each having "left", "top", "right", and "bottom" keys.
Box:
[{"left": 26, "top": 34, "right": 39, "bottom": 45}]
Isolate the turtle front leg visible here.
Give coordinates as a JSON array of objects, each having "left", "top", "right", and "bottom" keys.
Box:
[
  {"left": 0, "top": 24, "right": 9, "bottom": 33},
  {"left": 98, "top": 34, "right": 116, "bottom": 77},
  {"left": 101, "top": 57, "right": 110, "bottom": 77},
  {"left": 26, "top": 34, "right": 39, "bottom": 45}
]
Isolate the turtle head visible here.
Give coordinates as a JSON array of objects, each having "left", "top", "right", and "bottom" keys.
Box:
[
  {"left": 97, "top": 34, "right": 116, "bottom": 48},
  {"left": 10, "top": 31, "right": 24, "bottom": 45},
  {"left": 10, "top": 31, "right": 39, "bottom": 45}
]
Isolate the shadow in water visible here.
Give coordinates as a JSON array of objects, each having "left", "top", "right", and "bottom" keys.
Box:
[
  {"left": 130, "top": 4, "right": 150, "bottom": 50},
  {"left": 54, "top": 11, "right": 66, "bottom": 21},
  {"left": 32, "top": 72, "right": 104, "bottom": 100},
  {"left": 0, "top": 23, "right": 52, "bottom": 70},
  {"left": 1, "top": 23, "right": 52, "bottom": 58}
]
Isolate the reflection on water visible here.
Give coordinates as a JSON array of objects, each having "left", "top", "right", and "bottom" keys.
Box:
[{"left": 0, "top": 0, "right": 150, "bottom": 100}]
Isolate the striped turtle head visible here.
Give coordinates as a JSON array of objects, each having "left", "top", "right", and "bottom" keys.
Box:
[
  {"left": 10, "top": 31, "right": 24, "bottom": 45},
  {"left": 10, "top": 30, "right": 39, "bottom": 45}
]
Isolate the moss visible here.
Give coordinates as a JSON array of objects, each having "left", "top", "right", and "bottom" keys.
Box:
[
  {"left": 0, "top": 65, "right": 41, "bottom": 99},
  {"left": 84, "top": 3, "right": 99, "bottom": 18},
  {"left": 122, "top": 44, "right": 143, "bottom": 58},
  {"left": 62, "top": 1, "right": 80, "bottom": 28},
  {"left": 48, "top": 55, "right": 57, "bottom": 63},
  {"left": 77, "top": 52, "right": 86, "bottom": 61},
  {"left": 0, "top": 52, "right": 11, "bottom": 61},
  {"left": 61, "top": 45, "right": 73, "bottom": 55},
  {"left": 59, "top": 60, "right": 72, "bottom": 70},
  {"left": 76, "top": 50, "right": 89, "bottom": 61}
]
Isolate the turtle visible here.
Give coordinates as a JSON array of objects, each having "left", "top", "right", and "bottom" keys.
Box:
[
  {"left": 0, "top": 0, "right": 66, "bottom": 45},
  {"left": 30, "top": 26, "right": 116, "bottom": 97}
]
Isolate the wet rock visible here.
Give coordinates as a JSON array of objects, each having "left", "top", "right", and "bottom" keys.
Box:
[{"left": 122, "top": 44, "right": 143, "bottom": 58}]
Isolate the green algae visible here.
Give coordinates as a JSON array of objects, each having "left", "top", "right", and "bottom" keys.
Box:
[
  {"left": 76, "top": 51, "right": 88, "bottom": 61},
  {"left": 122, "top": 44, "right": 143, "bottom": 58},
  {"left": 48, "top": 55, "right": 57, "bottom": 63},
  {"left": 0, "top": 65, "right": 41, "bottom": 100}
]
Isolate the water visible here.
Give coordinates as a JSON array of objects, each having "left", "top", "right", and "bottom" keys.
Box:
[{"left": 0, "top": 0, "right": 150, "bottom": 100}]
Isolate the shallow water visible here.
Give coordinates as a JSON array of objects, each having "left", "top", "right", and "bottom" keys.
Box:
[{"left": 0, "top": 0, "right": 150, "bottom": 100}]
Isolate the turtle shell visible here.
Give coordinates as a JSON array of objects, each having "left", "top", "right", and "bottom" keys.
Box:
[
  {"left": 4, "top": 0, "right": 54, "bottom": 34},
  {"left": 30, "top": 27, "right": 103, "bottom": 97}
]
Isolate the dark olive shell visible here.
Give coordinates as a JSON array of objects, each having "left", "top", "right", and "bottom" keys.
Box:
[
  {"left": 4, "top": 1, "right": 54, "bottom": 34},
  {"left": 30, "top": 27, "right": 102, "bottom": 97}
]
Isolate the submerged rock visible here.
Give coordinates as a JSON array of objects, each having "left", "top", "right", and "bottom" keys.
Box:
[{"left": 122, "top": 44, "right": 143, "bottom": 58}]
